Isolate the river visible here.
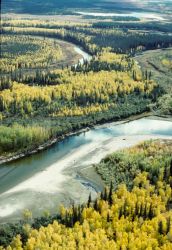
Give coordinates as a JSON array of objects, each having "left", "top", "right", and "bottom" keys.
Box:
[
  {"left": 74, "top": 46, "right": 92, "bottom": 65},
  {"left": 0, "top": 117, "right": 172, "bottom": 223},
  {"left": 76, "top": 11, "right": 165, "bottom": 21}
]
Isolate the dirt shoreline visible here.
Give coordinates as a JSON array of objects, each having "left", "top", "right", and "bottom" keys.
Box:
[{"left": 1, "top": 112, "right": 171, "bottom": 166}]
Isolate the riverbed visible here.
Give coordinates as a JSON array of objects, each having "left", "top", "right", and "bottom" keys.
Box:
[{"left": 0, "top": 117, "right": 172, "bottom": 223}]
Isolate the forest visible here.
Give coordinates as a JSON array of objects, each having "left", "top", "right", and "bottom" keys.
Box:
[
  {"left": 2, "top": 22, "right": 172, "bottom": 55},
  {"left": 93, "top": 21, "right": 172, "bottom": 33},
  {"left": 1, "top": 35, "right": 63, "bottom": 74},
  {"left": 1, "top": 140, "right": 172, "bottom": 249},
  {"left": 1, "top": 16, "right": 170, "bottom": 157}
]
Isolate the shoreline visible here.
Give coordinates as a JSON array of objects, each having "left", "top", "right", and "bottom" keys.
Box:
[{"left": 1, "top": 112, "right": 171, "bottom": 166}]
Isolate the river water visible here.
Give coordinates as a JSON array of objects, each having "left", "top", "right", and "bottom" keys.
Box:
[
  {"left": 76, "top": 11, "right": 164, "bottom": 21},
  {"left": 74, "top": 46, "right": 92, "bottom": 65},
  {"left": 0, "top": 118, "right": 172, "bottom": 223}
]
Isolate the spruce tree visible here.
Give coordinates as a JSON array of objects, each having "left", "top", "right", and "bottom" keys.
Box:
[
  {"left": 164, "top": 165, "right": 168, "bottom": 181},
  {"left": 107, "top": 212, "right": 110, "bottom": 222},
  {"left": 167, "top": 217, "right": 171, "bottom": 234},
  {"left": 170, "top": 159, "right": 172, "bottom": 177},
  {"left": 108, "top": 181, "right": 113, "bottom": 206},
  {"left": 94, "top": 199, "right": 98, "bottom": 211},
  {"left": 148, "top": 203, "right": 154, "bottom": 219},
  {"left": 158, "top": 221, "right": 163, "bottom": 235},
  {"left": 104, "top": 187, "right": 108, "bottom": 201},
  {"left": 87, "top": 193, "right": 92, "bottom": 208}
]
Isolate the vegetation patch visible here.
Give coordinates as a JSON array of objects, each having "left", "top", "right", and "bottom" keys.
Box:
[
  {"left": 95, "top": 140, "right": 172, "bottom": 189},
  {"left": 0, "top": 35, "right": 63, "bottom": 74}
]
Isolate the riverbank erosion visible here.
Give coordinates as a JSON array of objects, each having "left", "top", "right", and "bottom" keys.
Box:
[{"left": 0, "top": 117, "right": 172, "bottom": 223}]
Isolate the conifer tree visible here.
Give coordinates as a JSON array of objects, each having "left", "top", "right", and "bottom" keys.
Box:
[
  {"left": 108, "top": 181, "right": 113, "bottom": 206},
  {"left": 87, "top": 193, "right": 92, "bottom": 208}
]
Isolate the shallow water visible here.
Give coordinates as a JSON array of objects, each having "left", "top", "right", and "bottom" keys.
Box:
[
  {"left": 76, "top": 11, "right": 164, "bottom": 20},
  {"left": 74, "top": 46, "right": 92, "bottom": 65},
  {"left": 0, "top": 118, "right": 172, "bottom": 222}
]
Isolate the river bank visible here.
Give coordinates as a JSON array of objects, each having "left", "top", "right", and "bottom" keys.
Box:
[
  {"left": 1, "top": 112, "right": 172, "bottom": 166},
  {"left": 0, "top": 127, "right": 89, "bottom": 165},
  {"left": 0, "top": 111, "right": 152, "bottom": 166}
]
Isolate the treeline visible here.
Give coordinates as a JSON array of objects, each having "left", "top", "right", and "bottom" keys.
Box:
[
  {"left": 93, "top": 21, "right": 172, "bottom": 33},
  {"left": 1, "top": 141, "right": 172, "bottom": 249},
  {"left": 1, "top": 19, "right": 91, "bottom": 29},
  {"left": 85, "top": 16, "right": 140, "bottom": 21}
]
